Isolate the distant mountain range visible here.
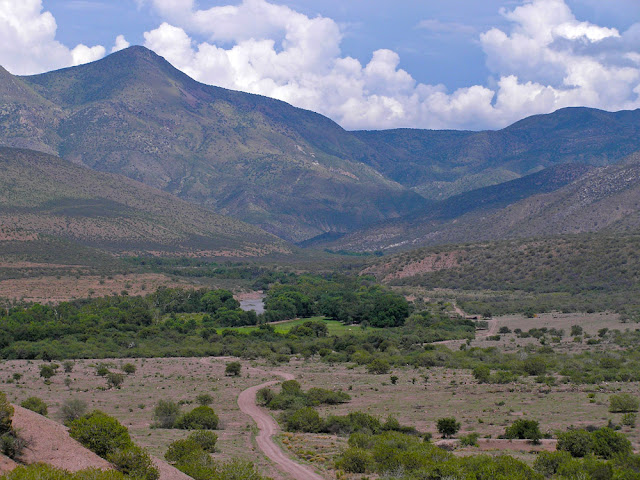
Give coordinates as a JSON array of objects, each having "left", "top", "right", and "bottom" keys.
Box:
[
  {"left": 326, "top": 155, "right": 640, "bottom": 251},
  {"left": 0, "top": 147, "right": 288, "bottom": 257},
  {"left": 1, "top": 46, "right": 640, "bottom": 253}
]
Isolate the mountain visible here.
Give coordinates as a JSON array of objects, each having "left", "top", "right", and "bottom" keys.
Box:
[
  {"left": 326, "top": 155, "right": 640, "bottom": 252},
  {"left": 0, "top": 147, "right": 289, "bottom": 257},
  {"left": 0, "top": 46, "right": 425, "bottom": 242},
  {"left": 353, "top": 107, "right": 640, "bottom": 199}
]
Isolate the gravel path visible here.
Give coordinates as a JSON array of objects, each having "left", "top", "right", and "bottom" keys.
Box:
[{"left": 237, "top": 373, "right": 325, "bottom": 480}]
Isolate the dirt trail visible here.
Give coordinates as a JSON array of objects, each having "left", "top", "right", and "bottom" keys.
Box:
[{"left": 238, "top": 373, "right": 325, "bottom": 480}]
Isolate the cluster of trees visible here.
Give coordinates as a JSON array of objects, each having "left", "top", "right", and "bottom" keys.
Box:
[
  {"left": 334, "top": 429, "right": 640, "bottom": 478},
  {"left": 152, "top": 400, "right": 219, "bottom": 430},
  {"left": 256, "top": 380, "right": 350, "bottom": 411},
  {"left": 264, "top": 275, "right": 410, "bottom": 327}
]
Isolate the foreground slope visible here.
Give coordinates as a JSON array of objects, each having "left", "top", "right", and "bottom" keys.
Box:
[
  {"left": 0, "top": 147, "right": 289, "bottom": 256},
  {"left": 0, "top": 46, "right": 424, "bottom": 242}
]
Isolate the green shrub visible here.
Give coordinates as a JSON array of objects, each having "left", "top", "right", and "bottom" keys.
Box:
[
  {"left": 225, "top": 361, "right": 242, "bottom": 377},
  {"left": 20, "top": 397, "right": 48, "bottom": 416},
  {"left": 196, "top": 393, "right": 213, "bottom": 406},
  {"left": 153, "top": 400, "right": 180, "bottom": 428},
  {"left": 256, "top": 387, "right": 274, "bottom": 406},
  {"left": 622, "top": 413, "right": 637, "bottom": 427},
  {"left": 305, "top": 388, "right": 350, "bottom": 405},
  {"left": 591, "top": 427, "right": 632, "bottom": 459},
  {"left": 0, "top": 465, "right": 129, "bottom": 479},
  {"left": 325, "top": 411, "right": 382, "bottom": 435},
  {"left": 366, "top": 358, "right": 390, "bottom": 374},
  {"left": 472, "top": 365, "right": 491, "bottom": 383},
  {"left": 335, "top": 447, "right": 373, "bottom": 473},
  {"left": 39, "top": 364, "right": 56, "bottom": 380},
  {"left": 533, "top": 451, "right": 572, "bottom": 476},
  {"left": 187, "top": 430, "right": 218, "bottom": 452},
  {"left": 503, "top": 419, "right": 542, "bottom": 443},
  {"left": 175, "top": 406, "right": 219, "bottom": 430},
  {"left": 122, "top": 363, "right": 136, "bottom": 375},
  {"left": 280, "top": 380, "right": 302, "bottom": 395},
  {"left": 459, "top": 432, "right": 480, "bottom": 447},
  {"left": 283, "top": 407, "right": 323, "bottom": 433},
  {"left": 165, "top": 438, "right": 202, "bottom": 463},
  {"left": 0, "top": 391, "right": 14, "bottom": 434},
  {"left": 557, "top": 429, "right": 594, "bottom": 457},
  {"left": 106, "top": 372, "right": 125, "bottom": 389},
  {"left": 107, "top": 445, "right": 159, "bottom": 480},
  {"left": 609, "top": 393, "right": 639, "bottom": 413},
  {"left": 60, "top": 398, "right": 87, "bottom": 425},
  {"left": 68, "top": 411, "right": 133, "bottom": 457},
  {"left": 523, "top": 356, "right": 547, "bottom": 376},
  {"left": 0, "top": 431, "right": 27, "bottom": 459},
  {"left": 437, "top": 417, "right": 461, "bottom": 438}
]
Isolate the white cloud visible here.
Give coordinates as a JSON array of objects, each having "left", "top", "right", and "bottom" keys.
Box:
[
  {"left": 141, "top": 0, "right": 640, "bottom": 130},
  {"left": 111, "top": 34, "right": 130, "bottom": 53},
  {"left": 0, "top": 0, "right": 106, "bottom": 74}
]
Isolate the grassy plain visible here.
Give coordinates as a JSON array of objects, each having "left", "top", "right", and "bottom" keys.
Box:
[{"left": 1, "top": 311, "right": 639, "bottom": 479}]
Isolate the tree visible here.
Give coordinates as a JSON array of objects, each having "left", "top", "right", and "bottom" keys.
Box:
[
  {"left": 472, "top": 365, "right": 491, "bottom": 383},
  {"left": 39, "top": 365, "right": 56, "bottom": 381},
  {"left": 366, "top": 358, "right": 390, "bottom": 375},
  {"left": 153, "top": 400, "right": 181, "bottom": 429},
  {"left": 609, "top": 393, "right": 639, "bottom": 413},
  {"left": 20, "top": 397, "right": 48, "bottom": 416},
  {"left": 436, "top": 417, "right": 460, "bottom": 438},
  {"left": 523, "top": 356, "right": 547, "bottom": 376},
  {"left": 122, "top": 363, "right": 136, "bottom": 375},
  {"left": 225, "top": 361, "right": 242, "bottom": 377},
  {"left": 175, "top": 406, "right": 219, "bottom": 430},
  {"left": 0, "top": 392, "right": 14, "bottom": 435},
  {"left": 283, "top": 407, "right": 323, "bottom": 433},
  {"left": 196, "top": 394, "right": 213, "bottom": 406},
  {"left": 503, "top": 419, "right": 542, "bottom": 443},
  {"left": 107, "top": 372, "right": 125, "bottom": 389},
  {"left": 60, "top": 399, "right": 87, "bottom": 424},
  {"left": 68, "top": 411, "right": 133, "bottom": 457}
]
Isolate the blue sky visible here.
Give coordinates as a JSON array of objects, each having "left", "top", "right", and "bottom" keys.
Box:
[{"left": 2, "top": 1, "right": 640, "bottom": 130}]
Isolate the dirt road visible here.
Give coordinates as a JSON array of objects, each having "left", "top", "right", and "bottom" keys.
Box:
[{"left": 238, "top": 373, "right": 325, "bottom": 480}]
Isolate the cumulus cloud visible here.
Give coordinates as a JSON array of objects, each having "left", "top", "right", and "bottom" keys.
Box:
[
  {"left": 111, "top": 35, "right": 130, "bottom": 53},
  {"left": 140, "top": 0, "right": 640, "bottom": 130},
  {"left": 0, "top": 0, "right": 116, "bottom": 74}
]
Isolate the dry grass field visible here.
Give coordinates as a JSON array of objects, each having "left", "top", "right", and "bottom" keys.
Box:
[{"left": 1, "top": 307, "right": 639, "bottom": 479}]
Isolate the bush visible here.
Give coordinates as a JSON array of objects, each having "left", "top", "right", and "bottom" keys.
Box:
[
  {"left": 557, "top": 429, "right": 594, "bottom": 458},
  {"left": 280, "top": 380, "right": 302, "bottom": 395},
  {"left": 20, "top": 397, "right": 48, "bottom": 416},
  {"left": 175, "top": 406, "right": 219, "bottom": 430},
  {"left": 39, "top": 364, "right": 56, "bottom": 380},
  {"left": 1, "top": 432, "right": 28, "bottom": 459},
  {"left": 335, "top": 447, "right": 373, "bottom": 473},
  {"left": 533, "top": 451, "right": 572, "bottom": 476},
  {"left": 60, "top": 399, "right": 87, "bottom": 425},
  {"left": 0, "top": 465, "right": 129, "bottom": 479},
  {"left": 188, "top": 430, "right": 218, "bottom": 452},
  {"left": 107, "top": 446, "right": 159, "bottom": 480},
  {"left": 459, "top": 432, "right": 480, "bottom": 447},
  {"left": 225, "top": 361, "right": 242, "bottom": 377},
  {"left": 106, "top": 372, "right": 125, "bottom": 389},
  {"left": 283, "top": 407, "right": 323, "bottom": 433},
  {"left": 153, "top": 400, "right": 181, "bottom": 428},
  {"left": 437, "top": 417, "right": 461, "bottom": 438},
  {"left": 68, "top": 411, "right": 133, "bottom": 457},
  {"left": 523, "top": 356, "right": 547, "bottom": 376},
  {"left": 196, "top": 394, "right": 213, "bottom": 406},
  {"left": 305, "top": 388, "right": 350, "bottom": 405},
  {"left": 609, "top": 393, "right": 639, "bottom": 413},
  {"left": 591, "top": 427, "right": 632, "bottom": 459},
  {"left": 0, "top": 391, "right": 14, "bottom": 434},
  {"left": 472, "top": 365, "right": 491, "bottom": 383},
  {"left": 165, "top": 438, "right": 202, "bottom": 463},
  {"left": 503, "top": 419, "right": 542, "bottom": 443},
  {"left": 622, "top": 413, "right": 637, "bottom": 427},
  {"left": 366, "top": 358, "right": 390, "bottom": 374},
  {"left": 122, "top": 363, "right": 136, "bottom": 375},
  {"left": 256, "top": 387, "right": 274, "bottom": 406}
]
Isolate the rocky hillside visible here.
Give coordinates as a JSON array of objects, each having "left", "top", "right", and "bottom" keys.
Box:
[
  {"left": 327, "top": 157, "right": 640, "bottom": 252},
  {"left": 0, "top": 47, "right": 425, "bottom": 242},
  {"left": 0, "top": 147, "right": 289, "bottom": 257}
]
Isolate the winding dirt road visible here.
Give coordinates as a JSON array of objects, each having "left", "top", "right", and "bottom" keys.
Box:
[{"left": 238, "top": 373, "right": 325, "bottom": 480}]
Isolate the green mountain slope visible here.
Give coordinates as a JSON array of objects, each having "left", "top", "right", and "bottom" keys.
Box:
[
  {"left": 0, "top": 46, "right": 424, "bottom": 242},
  {"left": 326, "top": 159, "right": 640, "bottom": 251},
  {"left": 0, "top": 147, "right": 289, "bottom": 256},
  {"left": 353, "top": 107, "right": 640, "bottom": 199}
]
